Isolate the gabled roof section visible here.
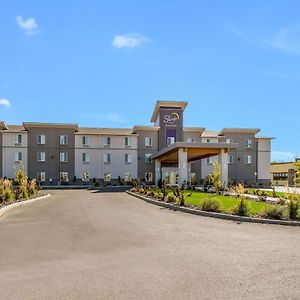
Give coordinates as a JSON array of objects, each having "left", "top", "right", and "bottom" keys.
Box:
[
  {"left": 151, "top": 100, "right": 188, "bottom": 122},
  {"left": 219, "top": 128, "right": 260, "bottom": 136},
  {"left": 133, "top": 125, "right": 160, "bottom": 132},
  {"left": 0, "top": 121, "right": 8, "bottom": 130},
  {"left": 23, "top": 122, "right": 78, "bottom": 131},
  {"left": 6, "top": 125, "right": 26, "bottom": 132},
  {"left": 77, "top": 127, "right": 135, "bottom": 135},
  {"left": 201, "top": 130, "right": 219, "bottom": 138}
]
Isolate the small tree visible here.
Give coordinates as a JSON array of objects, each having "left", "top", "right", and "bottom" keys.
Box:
[
  {"left": 294, "top": 160, "right": 300, "bottom": 187},
  {"left": 211, "top": 160, "right": 222, "bottom": 193}
]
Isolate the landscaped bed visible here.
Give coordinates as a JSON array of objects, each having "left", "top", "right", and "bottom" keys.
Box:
[{"left": 129, "top": 185, "right": 300, "bottom": 222}]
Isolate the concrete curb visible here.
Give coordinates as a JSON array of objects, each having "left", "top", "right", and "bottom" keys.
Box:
[
  {"left": 127, "top": 191, "right": 300, "bottom": 227},
  {"left": 0, "top": 194, "right": 51, "bottom": 218}
]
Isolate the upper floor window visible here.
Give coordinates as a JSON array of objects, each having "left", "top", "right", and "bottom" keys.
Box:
[
  {"left": 37, "top": 152, "right": 46, "bottom": 162},
  {"left": 125, "top": 137, "right": 131, "bottom": 147},
  {"left": 187, "top": 138, "right": 195, "bottom": 143},
  {"left": 245, "top": 139, "right": 252, "bottom": 148},
  {"left": 226, "top": 138, "right": 233, "bottom": 144},
  {"left": 228, "top": 155, "right": 233, "bottom": 164},
  {"left": 14, "top": 152, "right": 22, "bottom": 162},
  {"left": 82, "top": 152, "right": 90, "bottom": 163},
  {"left": 15, "top": 134, "right": 22, "bottom": 144},
  {"left": 82, "top": 136, "right": 89, "bottom": 146},
  {"left": 245, "top": 155, "right": 252, "bottom": 164},
  {"left": 206, "top": 138, "right": 211, "bottom": 143},
  {"left": 60, "top": 152, "right": 68, "bottom": 162},
  {"left": 145, "top": 137, "right": 152, "bottom": 147},
  {"left": 145, "top": 153, "right": 152, "bottom": 163},
  {"left": 104, "top": 136, "right": 111, "bottom": 146},
  {"left": 125, "top": 153, "right": 132, "bottom": 164},
  {"left": 37, "top": 134, "right": 45, "bottom": 145},
  {"left": 104, "top": 153, "right": 111, "bottom": 163},
  {"left": 167, "top": 137, "right": 175, "bottom": 146},
  {"left": 59, "top": 135, "right": 68, "bottom": 145}
]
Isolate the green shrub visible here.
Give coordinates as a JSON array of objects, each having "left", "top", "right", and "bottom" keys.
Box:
[
  {"left": 29, "top": 179, "right": 38, "bottom": 196},
  {"left": 287, "top": 200, "right": 300, "bottom": 220},
  {"left": 138, "top": 188, "right": 145, "bottom": 194},
  {"left": 264, "top": 206, "right": 285, "bottom": 220},
  {"left": 200, "top": 198, "right": 220, "bottom": 212},
  {"left": 146, "top": 190, "right": 154, "bottom": 197},
  {"left": 165, "top": 194, "right": 177, "bottom": 203},
  {"left": 233, "top": 198, "right": 249, "bottom": 216}
]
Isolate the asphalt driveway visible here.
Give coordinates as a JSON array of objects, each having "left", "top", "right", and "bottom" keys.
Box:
[{"left": 0, "top": 190, "right": 299, "bottom": 300}]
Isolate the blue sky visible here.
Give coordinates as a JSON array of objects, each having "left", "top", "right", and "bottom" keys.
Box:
[{"left": 0, "top": 1, "right": 299, "bottom": 161}]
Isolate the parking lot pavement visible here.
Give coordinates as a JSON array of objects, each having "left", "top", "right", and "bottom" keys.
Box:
[{"left": 0, "top": 190, "right": 300, "bottom": 299}]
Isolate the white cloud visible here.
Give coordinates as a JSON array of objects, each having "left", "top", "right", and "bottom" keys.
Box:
[
  {"left": 269, "top": 24, "right": 300, "bottom": 55},
  {"left": 272, "top": 151, "right": 297, "bottom": 162},
  {"left": 106, "top": 113, "right": 124, "bottom": 123},
  {"left": 0, "top": 98, "right": 10, "bottom": 107},
  {"left": 112, "top": 33, "right": 150, "bottom": 48},
  {"left": 16, "top": 15, "right": 39, "bottom": 35}
]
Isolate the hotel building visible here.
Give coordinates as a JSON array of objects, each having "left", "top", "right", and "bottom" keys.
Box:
[{"left": 0, "top": 101, "right": 273, "bottom": 186}]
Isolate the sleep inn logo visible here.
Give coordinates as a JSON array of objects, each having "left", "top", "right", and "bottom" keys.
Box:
[{"left": 163, "top": 112, "right": 180, "bottom": 124}]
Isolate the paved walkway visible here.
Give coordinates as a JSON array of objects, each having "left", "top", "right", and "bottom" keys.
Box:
[{"left": 0, "top": 190, "right": 300, "bottom": 299}]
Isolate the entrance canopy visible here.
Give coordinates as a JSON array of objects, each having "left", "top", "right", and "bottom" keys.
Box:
[
  {"left": 152, "top": 142, "right": 238, "bottom": 187},
  {"left": 152, "top": 142, "right": 238, "bottom": 163}
]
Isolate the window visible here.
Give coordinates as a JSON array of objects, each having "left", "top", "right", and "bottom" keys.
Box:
[
  {"left": 15, "top": 134, "right": 22, "bottom": 144},
  {"left": 104, "top": 153, "right": 111, "bottom": 163},
  {"left": 82, "top": 153, "right": 90, "bottom": 163},
  {"left": 207, "top": 157, "right": 213, "bottom": 165},
  {"left": 60, "top": 152, "right": 68, "bottom": 162},
  {"left": 82, "top": 136, "right": 89, "bottom": 146},
  {"left": 104, "top": 136, "right": 111, "bottom": 146},
  {"left": 145, "top": 137, "right": 152, "bottom": 147},
  {"left": 37, "top": 152, "right": 46, "bottom": 162},
  {"left": 273, "top": 172, "right": 288, "bottom": 181},
  {"left": 125, "top": 153, "right": 132, "bottom": 164},
  {"left": 15, "top": 152, "right": 22, "bottom": 162},
  {"left": 145, "top": 172, "right": 153, "bottom": 182},
  {"left": 145, "top": 153, "right": 152, "bottom": 163},
  {"left": 226, "top": 138, "right": 233, "bottom": 144},
  {"left": 245, "top": 155, "right": 252, "bottom": 164},
  {"left": 37, "top": 172, "right": 46, "bottom": 182},
  {"left": 60, "top": 172, "right": 68, "bottom": 182},
  {"left": 104, "top": 173, "right": 111, "bottom": 182},
  {"left": 125, "top": 137, "right": 131, "bottom": 146},
  {"left": 124, "top": 172, "right": 132, "bottom": 182},
  {"left": 37, "top": 134, "right": 45, "bottom": 145},
  {"left": 187, "top": 138, "right": 195, "bottom": 143},
  {"left": 59, "top": 135, "right": 68, "bottom": 145},
  {"left": 167, "top": 137, "right": 175, "bottom": 146},
  {"left": 228, "top": 155, "right": 233, "bottom": 164},
  {"left": 206, "top": 138, "right": 211, "bottom": 143},
  {"left": 245, "top": 139, "right": 252, "bottom": 148},
  {"left": 82, "top": 172, "right": 89, "bottom": 181}
]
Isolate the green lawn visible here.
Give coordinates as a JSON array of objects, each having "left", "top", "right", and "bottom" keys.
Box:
[
  {"left": 183, "top": 190, "right": 277, "bottom": 216},
  {"left": 245, "top": 189, "right": 300, "bottom": 200}
]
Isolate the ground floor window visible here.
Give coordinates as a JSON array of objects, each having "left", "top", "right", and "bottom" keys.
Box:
[
  {"left": 104, "top": 173, "right": 111, "bottom": 182},
  {"left": 145, "top": 172, "right": 153, "bottom": 182},
  {"left": 82, "top": 172, "right": 89, "bottom": 181},
  {"left": 124, "top": 172, "right": 131, "bottom": 182},
  {"left": 37, "top": 172, "right": 46, "bottom": 182},
  {"left": 190, "top": 173, "right": 197, "bottom": 185},
  {"left": 60, "top": 172, "right": 69, "bottom": 182}
]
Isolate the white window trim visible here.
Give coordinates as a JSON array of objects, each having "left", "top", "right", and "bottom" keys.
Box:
[
  {"left": 145, "top": 137, "right": 152, "bottom": 147},
  {"left": 37, "top": 134, "right": 46, "bottom": 145},
  {"left": 145, "top": 172, "right": 153, "bottom": 182},
  {"left": 82, "top": 136, "right": 90, "bottom": 146},
  {"left": 60, "top": 152, "right": 68, "bottom": 162},
  {"left": 245, "top": 139, "right": 252, "bottom": 148},
  {"left": 82, "top": 152, "right": 90, "bottom": 163},
  {"left": 125, "top": 153, "right": 132, "bottom": 164},
  {"left": 37, "top": 152, "right": 46, "bottom": 162},
  {"left": 59, "top": 135, "right": 68, "bottom": 145},
  {"left": 245, "top": 155, "right": 252, "bottom": 164},
  {"left": 125, "top": 137, "right": 131, "bottom": 147},
  {"left": 145, "top": 153, "right": 152, "bottom": 164},
  {"left": 15, "top": 134, "right": 22, "bottom": 145},
  {"left": 60, "top": 172, "right": 69, "bottom": 182},
  {"left": 37, "top": 172, "right": 46, "bottom": 182},
  {"left": 15, "top": 152, "right": 22, "bottom": 162},
  {"left": 104, "top": 153, "right": 111, "bottom": 164}
]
